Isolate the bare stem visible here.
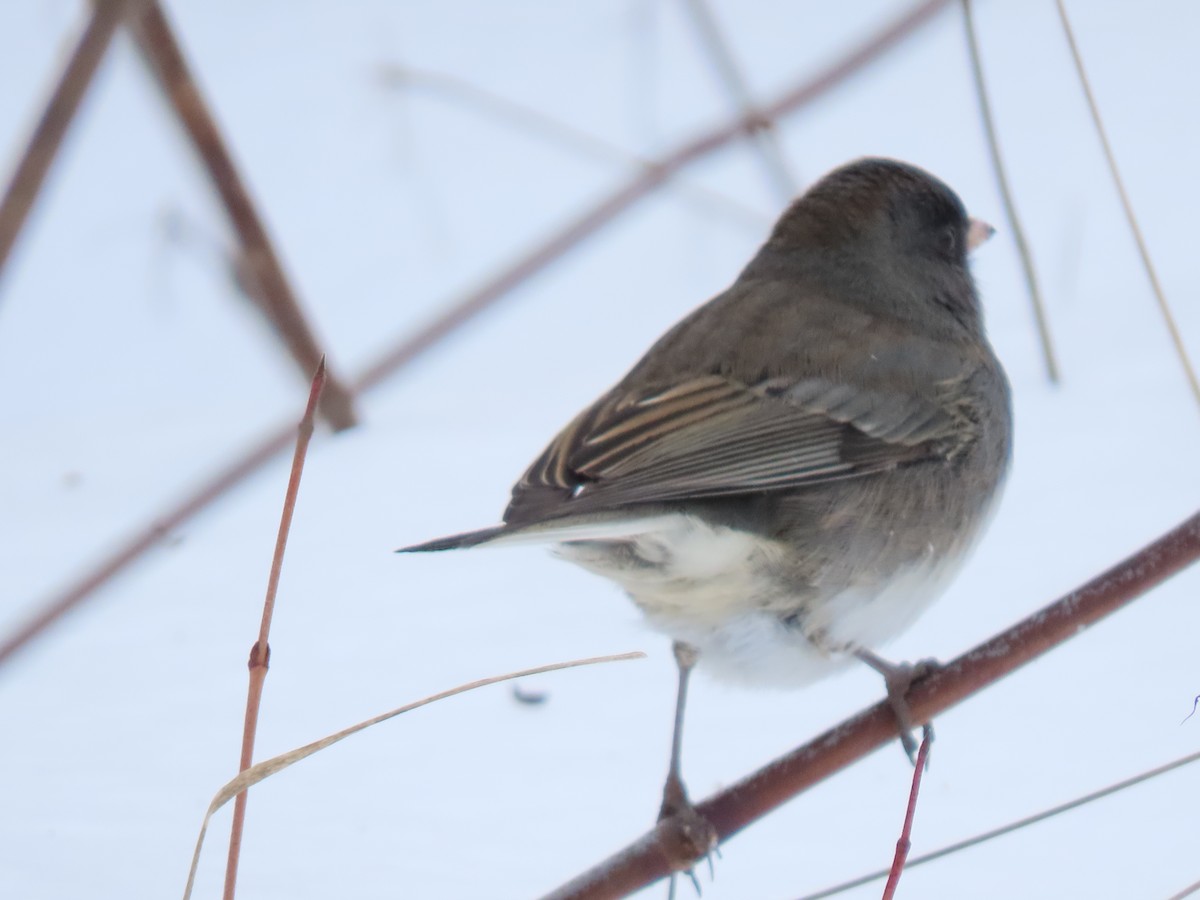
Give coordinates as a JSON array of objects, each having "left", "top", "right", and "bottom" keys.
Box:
[
  {"left": 881, "top": 728, "right": 932, "bottom": 900},
  {"left": 1054, "top": 0, "right": 1200, "bottom": 409},
  {"left": 222, "top": 359, "right": 327, "bottom": 900},
  {"left": 960, "top": 0, "right": 1060, "bottom": 383}
]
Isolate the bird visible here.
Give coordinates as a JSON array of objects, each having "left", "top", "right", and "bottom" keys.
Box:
[{"left": 400, "top": 157, "right": 1012, "bottom": 869}]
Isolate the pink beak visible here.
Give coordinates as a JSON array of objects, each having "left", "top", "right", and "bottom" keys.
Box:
[{"left": 966, "top": 217, "right": 996, "bottom": 252}]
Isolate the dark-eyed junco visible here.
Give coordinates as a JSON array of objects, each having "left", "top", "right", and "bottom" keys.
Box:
[{"left": 402, "top": 157, "right": 1011, "bottom": 864}]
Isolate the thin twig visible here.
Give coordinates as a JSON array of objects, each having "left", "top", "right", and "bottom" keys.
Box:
[
  {"left": 539, "top": 510, "right": 1200, "bottom": 900},
  {"left": 881, "top": 728, "right": 933, "bottom": 900},
  {"left": 377, "top": 64, "right": 768, "bottom": 229},
  {"left": 222, "top": 359, "right": 326, "bottom": 900},
  {"left": 1166, "top": 877, "right": 1200, "bottom": 900},
  {"left": 1054, "top": 0, "right": 1200, "bottom": 407},
  {"left": 799, "top": 745, "right": 1200, "bottom": 899},
  {"left": 680, "top": 0, "right": 798, "bottom": 201},
  {"left": 182, "top": 651, "right": 645, "bottom": 900},
  {"left": 960, "top": 0, "right": 1060, "bottom": 383},
  {"left": 0, "top": 0, "right": 140, "bottom": 288},
  {"left": 0, "top": 0, "right": 954, "bottom": 670},
  {"left": 127, "top": 2, "right": 358, "bottom": 431}
]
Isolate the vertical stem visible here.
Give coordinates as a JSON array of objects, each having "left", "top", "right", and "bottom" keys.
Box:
[
  {"left": 222, "top": 359, "right": 326, "bottom": 900},
  {"left": 960, "top": 0, "right": 1061, "bottom": 383},
  {"left": 881, "top": 728, "right": 933, "bottom": 900}
]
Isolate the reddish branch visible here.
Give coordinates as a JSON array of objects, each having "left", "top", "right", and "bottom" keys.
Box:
[
  {"left": 0, "top": 0, "right": 136, "bottom": 281},
  {"left": 128, "top": 2, "right": 358, "bottom": 431},
  {"left": 223, "top": 359, "right": 327, "bottom": 900},
  {"left": 882, "top": 729, "right": 933, "bottom": 900},
  {"left": 0, "top": 0, "right": 952, "bottom": 667},
  {"left": 540, "top": 510, "right": 1200, "bottom": 900}
]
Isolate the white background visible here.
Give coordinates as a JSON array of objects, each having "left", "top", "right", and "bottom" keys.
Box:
[{"left": 2, "top": 1, "right": 1198, "bottom": 898}]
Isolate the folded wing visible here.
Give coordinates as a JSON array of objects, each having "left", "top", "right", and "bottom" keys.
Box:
[{"left": 505, "top": 373, "right": 972, "bottom": 526}]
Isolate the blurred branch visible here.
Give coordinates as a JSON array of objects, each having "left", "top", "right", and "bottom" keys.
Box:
[
  {"left": 222, "top": 359, "right": 325, "bottom": 900},
  {"left": 539, "top": 510, "right": 1200, "bottom": 900},
  {"left": 0, "top": 0, "right": 140, "bottom": 290},
  {"left": 352, "top": 0, "right": 954, "bottom": 394},
  {"left": 1054, "top": 0, "right": 1200, "bottom": 409},
  {"left": 0, "top": 0, "right": 356, "bottom": 425},
  {"left": 0, "top": 0, "right": 954, "bottom": 669},
  {"left": 1167, "top": 878, "right": 1200, "bottom": 900},
  {"left": 681, "top": 0, "right": 798, "bottom": 201},
  {"left": 960, "top": 0, "right": 1060, "bottom": 383},
  {"left": 377, "top": 64, "right": 769, "bottom": 230},
  {"left": 128, "top": 1, "right": 358, "bottom": 431}
]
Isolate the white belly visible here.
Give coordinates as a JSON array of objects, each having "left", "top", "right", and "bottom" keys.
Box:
[{"left": 554, "top": 513, "right": 963, "bottom": 688}]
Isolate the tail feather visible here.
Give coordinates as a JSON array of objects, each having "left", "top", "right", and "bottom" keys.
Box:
[
  {"left": 398, "top": 525, "right": 509, "bottom": 553},
  {"left": 399, "top": 512, "right": 680, "bottom": 554}
]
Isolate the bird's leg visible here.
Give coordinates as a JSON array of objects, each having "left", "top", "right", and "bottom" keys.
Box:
[
  {"left": 660, "top": 641, "right": 697, "bottom": 820},
  {"left": 853, "top": 647, "right": 939, "bottom": 764},
  {"left": 657, "top": 641, "right": 718, "bottom": 892}
]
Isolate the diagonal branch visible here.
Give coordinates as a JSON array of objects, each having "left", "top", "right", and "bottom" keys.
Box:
[
  {"left": 539, "top": 510, "right": 1200, "bottom": 900},
  {"left": 128, "top": 1, "right": 358, "bottom": 431},
  {"left": 1054, "top": 0, "right": 1200, "bottom": 409},
  {"left": 0, "top": 0, "right": 954, "bottom": 669},
  {"left": 378, "top": 64, "right": 769, "bottom": 230},
  {"left": 681, "top": 0, "right": 798, "bottom": 201},
  {"left": 0, "top": 0, "right": 141, "bottom": 289}
]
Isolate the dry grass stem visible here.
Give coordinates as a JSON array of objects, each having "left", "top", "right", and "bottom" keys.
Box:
[{"left": 181, "top": 650, "right": 646, "bottom": 900}]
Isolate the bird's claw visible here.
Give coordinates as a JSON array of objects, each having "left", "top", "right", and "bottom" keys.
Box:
[
  {"left": 659, "top": 781, "right": 718, "bottom": 896},
  {"left": 855, "top": 651, "right": 940, "bottom": 765}
]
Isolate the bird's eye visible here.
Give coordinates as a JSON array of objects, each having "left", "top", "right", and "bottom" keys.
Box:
[{"left": 939, "top": 226, "right": 958, "bottom": 257}]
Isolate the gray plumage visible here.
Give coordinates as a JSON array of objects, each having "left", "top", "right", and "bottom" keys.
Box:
[{"left": 402, "top": 157, "right": 1011, "bottom": 685}]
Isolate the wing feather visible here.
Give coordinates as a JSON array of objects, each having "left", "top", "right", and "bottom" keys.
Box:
[{"left": 505, "top": 372, "right": 973, "bottom": 525}]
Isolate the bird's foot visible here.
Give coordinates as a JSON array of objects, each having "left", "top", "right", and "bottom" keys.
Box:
[
  {"left": 855, "top": 650, "right": 940, "bottom": 764},
  {"left": 658, "top": 775, "right": 719, "bottom": 896}
]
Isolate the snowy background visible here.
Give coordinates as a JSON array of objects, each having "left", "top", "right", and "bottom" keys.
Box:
[{"left": 2, "top": 1, "right": 1199, "bottom": 898}]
